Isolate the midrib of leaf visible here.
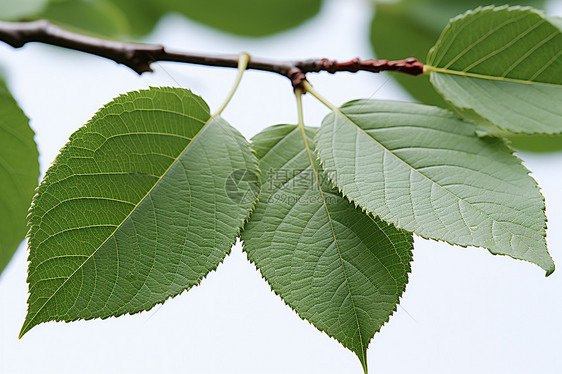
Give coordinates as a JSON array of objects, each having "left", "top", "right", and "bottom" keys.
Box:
[
  {"left": 297, "top": 122, "right": 367, "bottom": 371},
  {"left": 330, "top": 108, "right": 533, "bottom": 254},
  {"left": 20, "top": 114, "right": 215, "bottom": 338},
  {"left": 424, "top": 66, "right": 561, "bottom": 87}
]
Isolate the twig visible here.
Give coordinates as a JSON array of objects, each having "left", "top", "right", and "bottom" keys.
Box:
[{"left": 0, "top": 20, "right": 424, "bottom": 89}]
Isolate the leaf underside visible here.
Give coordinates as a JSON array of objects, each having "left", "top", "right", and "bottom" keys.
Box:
[
  {"left": 427, "top": 6, "right": 562, "bottom": 134},
  {"left": 0, "top": 80, "right": 39, "bottom": 275},
  {"left": 315, "top": 99, "right": 554, "bottom": 274},
  {"left": 21, "top": 87, "right": 258, "bottom": 337},
  {"left": 242, "top": 124, "right": 413, "bottom": 373}
]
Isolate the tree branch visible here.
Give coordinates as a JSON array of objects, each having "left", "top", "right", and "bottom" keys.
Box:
[{"left": 0, "top": 20, "right": 424, "bottom": 88}]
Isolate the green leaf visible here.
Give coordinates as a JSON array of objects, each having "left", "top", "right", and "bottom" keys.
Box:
[
  {"left": 0, "top": 79, "right": 39, "bottom": 275},
  {"left": 21, "top": 87, "right": 258, "bottom": 337},
  {"left": 315, "top": 99, "right": 554, "bottom": 275},
  {"left": 426, "top": 6, "right": 562, "bottom": 134},
  {"left": 157, "top": 0, "right": 322, "bottom": 37},
  {"left": 242, "top": 124, "right": 413, "bottom": 372},
  {"left": 369, "top": 0, "right": 546, "bottom": 108},
  {"left": 0, "top": 0, "right": 47, "bottom": 21}
]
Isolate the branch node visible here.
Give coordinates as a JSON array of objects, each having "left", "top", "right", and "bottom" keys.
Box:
[{"left": 288, "top": 67, "right": 307, "bottom": 91}]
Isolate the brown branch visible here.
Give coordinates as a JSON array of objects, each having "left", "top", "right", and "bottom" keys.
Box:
[{"left": 0, "top": 20, "right": 424, "bottom": 89}]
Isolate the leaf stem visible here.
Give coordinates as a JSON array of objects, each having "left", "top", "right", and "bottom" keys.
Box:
[
  {"left": 423, "top": 64, "right": 558, "bottom": 87},
  {"left": 295, "top": 88, "right": 314, "bottom": 171},
  {"left": 295, "top": 88, "right": 305, "bottom": 128},
  {"left": 212, "top": 53, "right": 250, "bottom": 117},
  {"left": 302, "top": 81, "right": 339, "bottom": 112}
]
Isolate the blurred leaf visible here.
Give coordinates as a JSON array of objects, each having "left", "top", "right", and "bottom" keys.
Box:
[
  {"left": 37, "top": 0, "right": 130, "bottom": 38},
  {"left": 370, "top": 2, "right": 448, "bottom": 107},
  {"left": 157, "top": 0, "right": 323, "bottom": 37},
  {"left": 20, "top": 87, "right": 258, "bottom": 337},
  {"left": 242, "top": 124, "right": 413, "bottom": 373},
  {"left": 427, "top": 6, "right": 562, "bottom": 134},
  {"left": 0, "top": 79, "right": 39, "bottom": 275},
  {"left": 31, "top": 0, "right": 322, "bottom": 38},
  {"left": 30, "top": 0, "right": 163, "bottom": 38},
  {"left": 0, "top": 0, "right": 47, "bottom": 21},
  {"left": 315, "top": 99, "right": 554, "bottom": 275},
  {"left": 110, "top": 0, "right": 163, "bottom": 37},
  {"left": 508, "top": 134, "right": 562, "bottom": 152}
]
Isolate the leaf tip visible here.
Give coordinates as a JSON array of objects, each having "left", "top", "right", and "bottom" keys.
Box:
[
  {"left": 361, "top": 360, "right": 369, "bottom": 374},
  {"left": 545, "top": 263, "right": 555, "bottom": 277},
  {"left": 356, "top": 348, "right": 369, "bottom": 374},
  {"left": 18, "top": 320, "right": 31, "bottom": 339}
]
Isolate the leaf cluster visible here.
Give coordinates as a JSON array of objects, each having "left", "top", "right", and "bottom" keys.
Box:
[{"left": 0, "top": 2, "right": 560, "bottom": 373}]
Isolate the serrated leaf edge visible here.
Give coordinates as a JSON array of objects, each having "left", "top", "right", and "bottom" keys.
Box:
[
  {"left": 20, "top": 87, "right": 259, "bottom": 337},
  {"left": 313, "top": 100, "right": 554, "bottom": 276},
  {"left": 241, "top": 124, "right": 414, "bottom": 373}
]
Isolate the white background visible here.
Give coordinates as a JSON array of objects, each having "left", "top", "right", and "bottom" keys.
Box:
[{"left": 1, "top": 0, "right": 562, "bottom": 373}]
